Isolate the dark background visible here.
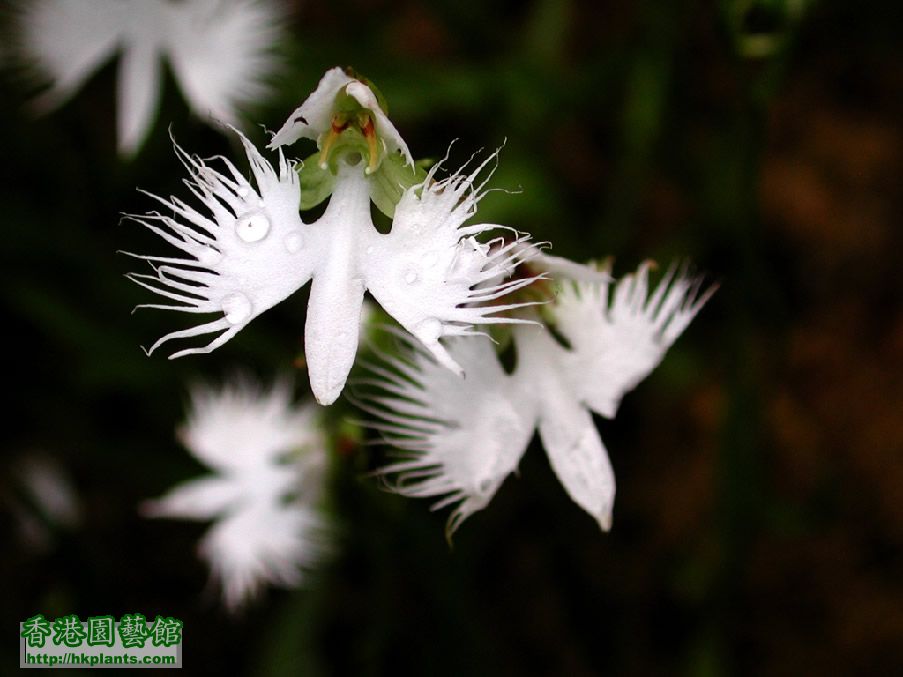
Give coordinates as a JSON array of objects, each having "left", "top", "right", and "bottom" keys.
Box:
[{"left": 2, "top": 0, "right": 902, "bottom": 674}]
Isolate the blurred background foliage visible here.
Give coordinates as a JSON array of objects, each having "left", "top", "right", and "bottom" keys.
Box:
[{"left": 2, "top": 0, "right": 902, "bottom": 674}]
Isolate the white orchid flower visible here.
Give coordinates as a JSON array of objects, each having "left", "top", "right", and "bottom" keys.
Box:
[
  {"left": 142, "top": 376, "right": 329, "bottom": 610},
  {"left": 127, "top": 123, "right": 537, "bottom": 404},
  {"left": 16, "top": 0, "right": 285, "bottom": 154},
  {"left": 361, "top": 261, "right": 715, "bottom": 535}
]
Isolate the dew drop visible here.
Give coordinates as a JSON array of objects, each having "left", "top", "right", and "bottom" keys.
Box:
[
  {"left": 237, "top": 186, "right": 250, "bottom": 198},
  {"left": 236, "top": 212, "right": 270, "bottom": 243},
  {"left": 197, "top": 246, "right": 222, "bottom": 266},
  {"left": 404, "top": 269, "right": 418, "bottom": 284},
  {"left": 221, "top": 293, "right": 252, "bottom": 325},
  {"left": 284, "top": 231, "right": 303, "bottom": 253},
  {"left": 415, "top": 317, "right": 442, "bottom": 342}
]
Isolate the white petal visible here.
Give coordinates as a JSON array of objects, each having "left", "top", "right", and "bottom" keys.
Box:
[
  {"left": 537, "top": 403, "right": 615, "bottom": 531},
  {"left": 302, "top": 162, "right": 372, "bottom": 405},
  {"left": 533, "top": 251, "right": 612, "bottom": 283},
  {"left": 364, "top": 152, "right": 541, "bottom": 373},
  {"left": 305, "top": 273, "right": 365, "bottom": 406},
  {"left": 345, "top": 80, "right": 412, "bottom": 165},
  {"left": 180, "top": 377, "right": 319, "bottom": 470},
  {"left": 141, "top": 476, "right": 245, "bottom": 520},
  {"left": 15, "top": 0, "right": 128, "bottom": 110},
  {"left": 16, "top": 455, "right": 81, "bottom": 529},
  {"left": 512, "top": 325, "right": 615, "bottom": 530},
  {"left": 267, "top": 66, "right": 355, "bottom": 148},
  {"left": 117, "top": 36, "right": 162, "bottom": 155},
  {"left": 554, "top": 262, "right": 716, "bottom": 418},
  {"left": 363, "top": 336, "right": 533, "bottom": 536},
  {"left": 129, "top": 128, "right": 318, "bottom": 357},
  {"left": 164, "top": 0, "right": 285, "bottom": 126},
  {"left": 199, "top": 502, "right": 329, "bottom": 610}
]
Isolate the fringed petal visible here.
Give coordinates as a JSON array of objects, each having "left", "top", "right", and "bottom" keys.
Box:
[
  {"left": 164, "top": 0, "right": 286, "bottom": 127},
  {"left": 364, "top": 151, "right": 542, "bottom": 375},
  {"left": 178, "top": 377, "right": 319, "bottom": 470},
  {"left": 361, "top": 336, "right": 533, "bottom": 537},
  {"left": 129, "top": 128, "right": 318, "bottom": 357},
  {"left": 553, "top": 261, "right": 716, "bottom": 418},
  {"left": 199, "top": 502, "right": 329, "bottom": 610}
]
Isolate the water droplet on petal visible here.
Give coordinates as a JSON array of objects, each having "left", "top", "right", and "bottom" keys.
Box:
[
  {"left": 197, "top": 246, "right": 222, "bottom": 266},
  {"left": 236, "top": 212, "right": 270, "bottom": 243},
  {"left": 284, "top": 231, "right": 303, "bottom": 253},
  {"left": 404, "top": 269, "right": 418, "bottom": 284},
  {"left": 221, "top": 293, "right": 252, "bottom": 325},
  {"left": 415, "top": 317, "right": 442, "bottom": 342},
  {"left": 366, "top": 246, "right": 375, "bottom": 255},
  {"left": 478, "top": 479, "right": 493, "bottom": 494},
  {"left": 237, "top": 186, "right": 250, "bottom": 198}
]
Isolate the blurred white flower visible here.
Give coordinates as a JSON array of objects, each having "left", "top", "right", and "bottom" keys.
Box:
[
  {"left": 361, "top": 261, "right": 716, "bottom": 536},
  {"left": 127, "top": 122, "right": 537, "bottom": 405},
  {"left": 8, "top": 453, "right": 82, "bottom": 552},
  {"left": 15, "top": 0, "right": 285, "bottom": 155},
  {"left": 142, "top": 376, "right": 330, "bottom": 609}
]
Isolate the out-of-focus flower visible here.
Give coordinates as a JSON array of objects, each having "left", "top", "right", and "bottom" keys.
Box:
[
  {"left": 361, "top": 261, "right": 716, "bottom": 536},
  {"left": 142, "top": 376, "right": 330, "bottom": 609},
  {"left": 128, "top": 69, "right": 539, "bottom": 405},
  {"left": 7, "top": 453, "right": 82, "bottom": 552},
  {"left": 15, "top": 0, "right": 285, "bottom": 155}
]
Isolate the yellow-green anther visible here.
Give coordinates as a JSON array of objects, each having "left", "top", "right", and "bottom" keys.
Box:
[
  {"left": 318, "top": 113, "right": 349, "bottom": 168},
  {"left": 358, "top": 111, "right": 379, "bottom": 175}
]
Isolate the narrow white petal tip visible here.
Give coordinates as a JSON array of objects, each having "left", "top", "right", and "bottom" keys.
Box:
[
  {"left": 138, "top": 500, "right": 163, "bottom": 518},
  {"left": 597, "top": 510, "right": 613, "bottom": 532},
  {"left": 310, "top": 373, "right": 347, "bottom": 406},
  {"left": 429, "top": 346, "right": 465, "bottom": 377},
  {"left": 312, "top": 388, "right": 341, "bottom": 407}
]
